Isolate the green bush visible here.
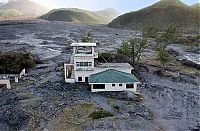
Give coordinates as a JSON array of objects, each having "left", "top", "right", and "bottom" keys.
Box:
[
  {"left": 113, "top": 105, "right": 120, "bottom": 110},
  {"left": 0, "top": 52, "right": 37, "bottom": 74},
  {"left": 89, "top": 110, "right": 114, "bottom": 119}
]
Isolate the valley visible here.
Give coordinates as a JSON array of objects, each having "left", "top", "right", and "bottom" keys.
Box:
[{"left": 0, "top": 21, "right": 199, "bottom": 130}]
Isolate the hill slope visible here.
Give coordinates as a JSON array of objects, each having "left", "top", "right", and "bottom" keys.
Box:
[
  {"left": 108, "top": 0, "right": 200, "bottom": 32},
  {"left": 0, "top": 0, "right": 49, "bottom": 17},
  {"left": 40, "top": 8, "right": 119, "bottom": 24},
  {"left": 191, "top": 3, "right": 200, "bottom": 11}
]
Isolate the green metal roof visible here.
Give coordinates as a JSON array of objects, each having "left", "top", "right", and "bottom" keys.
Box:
[{"left": 89, "top": 69, "right": 140, "bottom": 84}]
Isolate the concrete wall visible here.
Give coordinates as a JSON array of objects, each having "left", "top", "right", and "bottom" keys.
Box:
[
  {"left": 90, "top": 83, "right": 139, "bottom": 92},
  {"left": 74, "top": 56, "right": 95, "bottom": 70},
  {"left": 0, "top": 80, "right": 11, "bottom": 89},
  {"left": 19, "top": 69, "right": 26, "bottom": 78},
  {"left": 75, "top": 70, "right": 93, "bottom": 82}
]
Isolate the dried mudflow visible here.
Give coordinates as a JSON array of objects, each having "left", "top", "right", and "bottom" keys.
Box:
[{"left": 0, "top": 21, "right": 199, "bottom": 131}]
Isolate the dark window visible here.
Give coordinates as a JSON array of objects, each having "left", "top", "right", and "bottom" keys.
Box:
[
  {"left": 85, "top": 77, "right": 89, "bottom": 83},
  {"left": 93, "top": 84, "right": 105, "bottom": 89},
  {"left": 126, "top": 84, "right": 134, "bottom": 89},
  {"left": 112, "top": 84, "right": 115, "bottom": 87},
  {"left": 78, "top": 77, "right": 82, "bottom": 82},
  {"left": 77, "top": 62, "right": 93, "bottom": 67},
  {"left": 119, "top": 84, "right": 122, "bottom": 86}
]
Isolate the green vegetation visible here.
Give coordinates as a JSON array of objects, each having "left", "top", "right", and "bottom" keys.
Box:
[
  {"left": 0, "top": 0, "right": 48, "bottom": 16},
  {"left": 191, "top": 3, "right": 200, "bottom": 11},
  {"left": 117, "top": 38, "right": 147, "bottom": 66},
  {"left": 108, "top": 0, "right": 200, "bottom": 33},
  {"left": 48, "top": 103, "right": 96, "bottom": 131},
  {"left": 89, "top": 110, "right": 114, "bottom": 119},
  {"left": 117, "top": 27, "right": 151, "bottom": 66},
  {"left": 40, "top": 8, "right": 119, "bottom": 24},
  {"left": 155, "top": 25, "right": 181, "bottom": 71},
  {"left": 0, "top": 9, "right": 22, "bottom": 17},
  {"left": 81, "top": 32, "right": 93, "bottom": 42},
  {"left": 0, "top": 52, "right": 37, "bottom": 74}
]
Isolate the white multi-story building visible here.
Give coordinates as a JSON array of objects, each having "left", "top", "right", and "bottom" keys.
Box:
[{"left": 64, "top": 43, "right": 140, "bottom": 92}]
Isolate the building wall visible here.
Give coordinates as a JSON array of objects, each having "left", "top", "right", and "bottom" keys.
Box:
[
  {"left": 74, "top": 67, "right": 133, "bottom": 83},
  {"left": 74, "top": 56, "right": 95, "bottom": 70},
  {"left": 0, "top": 80, "right": 11, "bottom": 89},
  {"left": 75, "top": 70, "right": 93, "bottom": 82},
  {"left": 90, "top": 83, "right": 138, "bottom": 92}
]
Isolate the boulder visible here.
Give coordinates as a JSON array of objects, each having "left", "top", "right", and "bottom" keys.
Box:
[{"left": 181, "top": 59, "right": 200, "bottom": 69}]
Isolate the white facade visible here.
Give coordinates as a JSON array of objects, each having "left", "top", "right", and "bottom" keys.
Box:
[
  {"left": 0, "top": 79, "right": 11, "bottom": 89},
  {"left": 90, "top": 82, "right": 140, "bottom": 92},
  {"left": 64, "top": 43, "right": 139, "bottom": 92}
]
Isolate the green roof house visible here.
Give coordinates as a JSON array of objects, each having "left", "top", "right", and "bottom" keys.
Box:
[
  {"left": 64, "top": 43, "right": 140, "bottom": 92},
  {"left": 89, "top": 69, "right": 140, "bottom": 92}
]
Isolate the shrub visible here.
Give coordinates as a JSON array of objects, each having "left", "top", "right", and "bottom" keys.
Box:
[
  {"left": 0, "top": 52, "right": 37, "bottom": 74},
  {"left": 89, "top": 110, "right": 114, "bottom": 119},
  {"left": 113, "top": 105, "right": 120, "bottom": 110}
]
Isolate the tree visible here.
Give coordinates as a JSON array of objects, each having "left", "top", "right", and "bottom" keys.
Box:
[
  {"left": 142, "top": 26, "right": 158, "bottom": 38},
  {"left": 117, "top": 37, "right": 148, "bottom": 66},
  {"left": 156, "top": 48, "right": 170, "bottom": 71},
  {"left": 156, "top": 25, "right": 181, "bottom": 49},
  {"left": 81, "top": 32, "right": 93, "bottom": 42},
  {"left": 155, "top": 25, "right": 181, "bottom": 70},
  {"left": 117, "top": 26, "right": 158, "bottom": 66}
]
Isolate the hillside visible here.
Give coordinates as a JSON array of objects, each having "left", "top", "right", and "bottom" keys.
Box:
[
  {"left": 0, "top": 9, "right": 22, "bottom": 17},
  {"left": 0, "top": 0, "right": 49, "bottom": 17},
  {"left": 40, "top": 8, "right": 119, "bottom": 24},
  {"left": 191, "top": 3, "right": 200, "bottom": 11},
  {"left": 108, "top": 0, "right": 200, "bottom": 33}
]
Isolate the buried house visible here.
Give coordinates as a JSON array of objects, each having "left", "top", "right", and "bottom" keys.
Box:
[
  {"left": 0, "top": 69, "right": 26, "bottom": 89},
  {"left": 64, "top": 43, "right": 140, "bottom": 92}
]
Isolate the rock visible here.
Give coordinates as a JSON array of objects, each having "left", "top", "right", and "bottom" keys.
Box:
[
  {"left": 0, "top": 88, "right": 30, "bottom": 130},
  {"left": 180, "top": 59, "right": 200, "bottom": 69},
  {"left": 167, "top": 48, "right": 180, "bottom": 56},
  {"left": 128, "top": 104, "right": 152, "bottom": 120}
]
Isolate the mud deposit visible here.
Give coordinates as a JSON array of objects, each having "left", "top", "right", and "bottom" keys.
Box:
[{"left": 0, "top": 21, "right": 199, "bottom": 130}]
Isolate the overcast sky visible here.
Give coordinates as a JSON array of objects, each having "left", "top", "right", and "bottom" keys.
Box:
[{"left": 0, "top": 0, "right": 199, "bottom": 13}]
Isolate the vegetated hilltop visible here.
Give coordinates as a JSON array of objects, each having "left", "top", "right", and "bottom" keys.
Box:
[
  {"left": 108, "top": 0, "right": 200, "bottom": 33},
  {"left": 0, "top": 0, "right": 49, "bottom": 17},
  {"left": 39, "top": 8, "right": 119, "bottom": 24},
  {"left": 191, "top": 3, "right": 200, "bottom": 11}
]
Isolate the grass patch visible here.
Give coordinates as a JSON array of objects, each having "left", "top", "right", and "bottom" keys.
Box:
[
  {"left": 48, "top": 103, "right": 96, "bottom": 131},
  {"left": 89, "top": 110, "right": 114, "bottom": 120}
]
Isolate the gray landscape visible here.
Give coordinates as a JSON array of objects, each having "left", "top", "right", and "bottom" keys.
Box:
[{"left": 0, "top": 20, "right": 199, "bottom": 130}]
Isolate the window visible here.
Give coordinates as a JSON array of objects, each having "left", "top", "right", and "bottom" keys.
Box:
[
  {"left": 76, "top": 62, "right": 92, "bottom": 67},
  {"left": 119, "top": 84, "right": 122, "bottom": 86},
  {"left": 78, "top": 77, "right": 82, "bottom": 82},
  {"left": 76, "top": 62, "right": 80, "bottom": 67},
  {"left": 88, "top": 62, "right": 92, "bottom": 66},
  {"left": 126, "top": 84, "right": 134, "bottom": 89},
  {"left": 112, "top": 84, "right": 115, "bottom": 87},
  {"left": 93, "top": 84, "right": 105, "bottom": 89},
  {"left": 85, "top": 77, "right": 89, "bottom": 83}
]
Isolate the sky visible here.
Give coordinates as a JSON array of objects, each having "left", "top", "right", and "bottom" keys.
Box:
[{"left": 1, "top": 0, "right": 199, "bottom": 14}]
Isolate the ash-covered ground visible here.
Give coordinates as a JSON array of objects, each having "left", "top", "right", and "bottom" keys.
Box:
[{"left": 0, "top": 21, "right": 199, "bottom": 131}]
